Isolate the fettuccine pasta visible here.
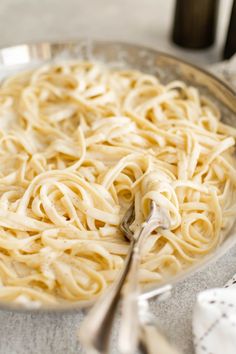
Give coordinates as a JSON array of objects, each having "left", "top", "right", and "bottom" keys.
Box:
[{"left": 0, "top": 61, "right": 235, "bottom": 307}]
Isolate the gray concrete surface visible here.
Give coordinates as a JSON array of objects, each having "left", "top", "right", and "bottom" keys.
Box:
[{"left": 0, "top": 1, "right": 235, "bottom": 353}]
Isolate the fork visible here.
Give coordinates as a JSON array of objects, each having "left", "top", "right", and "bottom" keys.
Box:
[
  {"left": 118, "top": 203, "right": 180, "bottom": 354},
  {"left": 79, "top": 201, "right": 171, "bottom": 354}
]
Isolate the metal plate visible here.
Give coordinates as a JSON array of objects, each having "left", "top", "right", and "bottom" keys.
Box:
[{"left": 0, "top": 39, "right": 235, "bottom": 312}]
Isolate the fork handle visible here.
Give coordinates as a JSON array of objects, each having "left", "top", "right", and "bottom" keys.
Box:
[
  {"left": 79, "top": 237, "right": 137, "bottom": 354},
  {"left": 118, "top": 244, "right": 140, "bottom": 354},
  {"left": 139, "top": 324, "right": 181, "bottom": 354},
  {"left": 118, "top": 218, "right": 164, "bottom": 354}
]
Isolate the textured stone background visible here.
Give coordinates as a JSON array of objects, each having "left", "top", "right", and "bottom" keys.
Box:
[{"left": 0, "top": 1, "right": 235, "bottom": 353}]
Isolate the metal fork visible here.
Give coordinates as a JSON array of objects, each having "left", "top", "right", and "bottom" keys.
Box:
[
  {"left": 79, "top": 201, "right": 171, "bottom": 354},
  {"left": 118, "top": 203, "right": 180, "bottom": 354}
]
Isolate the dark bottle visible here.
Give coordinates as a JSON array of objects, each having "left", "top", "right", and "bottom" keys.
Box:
[
  {"left": 223, "top": 0, "right": 236, "bottom": 59},
  {"left": 172, "top": 0, "right": 219, "bottom": 49}
]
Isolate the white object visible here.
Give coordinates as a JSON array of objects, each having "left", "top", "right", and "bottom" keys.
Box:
[{"left": 193, "top": 274, "right": 236, "bottom": 354}]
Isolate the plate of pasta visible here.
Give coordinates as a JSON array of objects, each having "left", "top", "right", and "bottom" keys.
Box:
[{"left": 0, "top": 40, "right": 235, "bottom": 310}]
